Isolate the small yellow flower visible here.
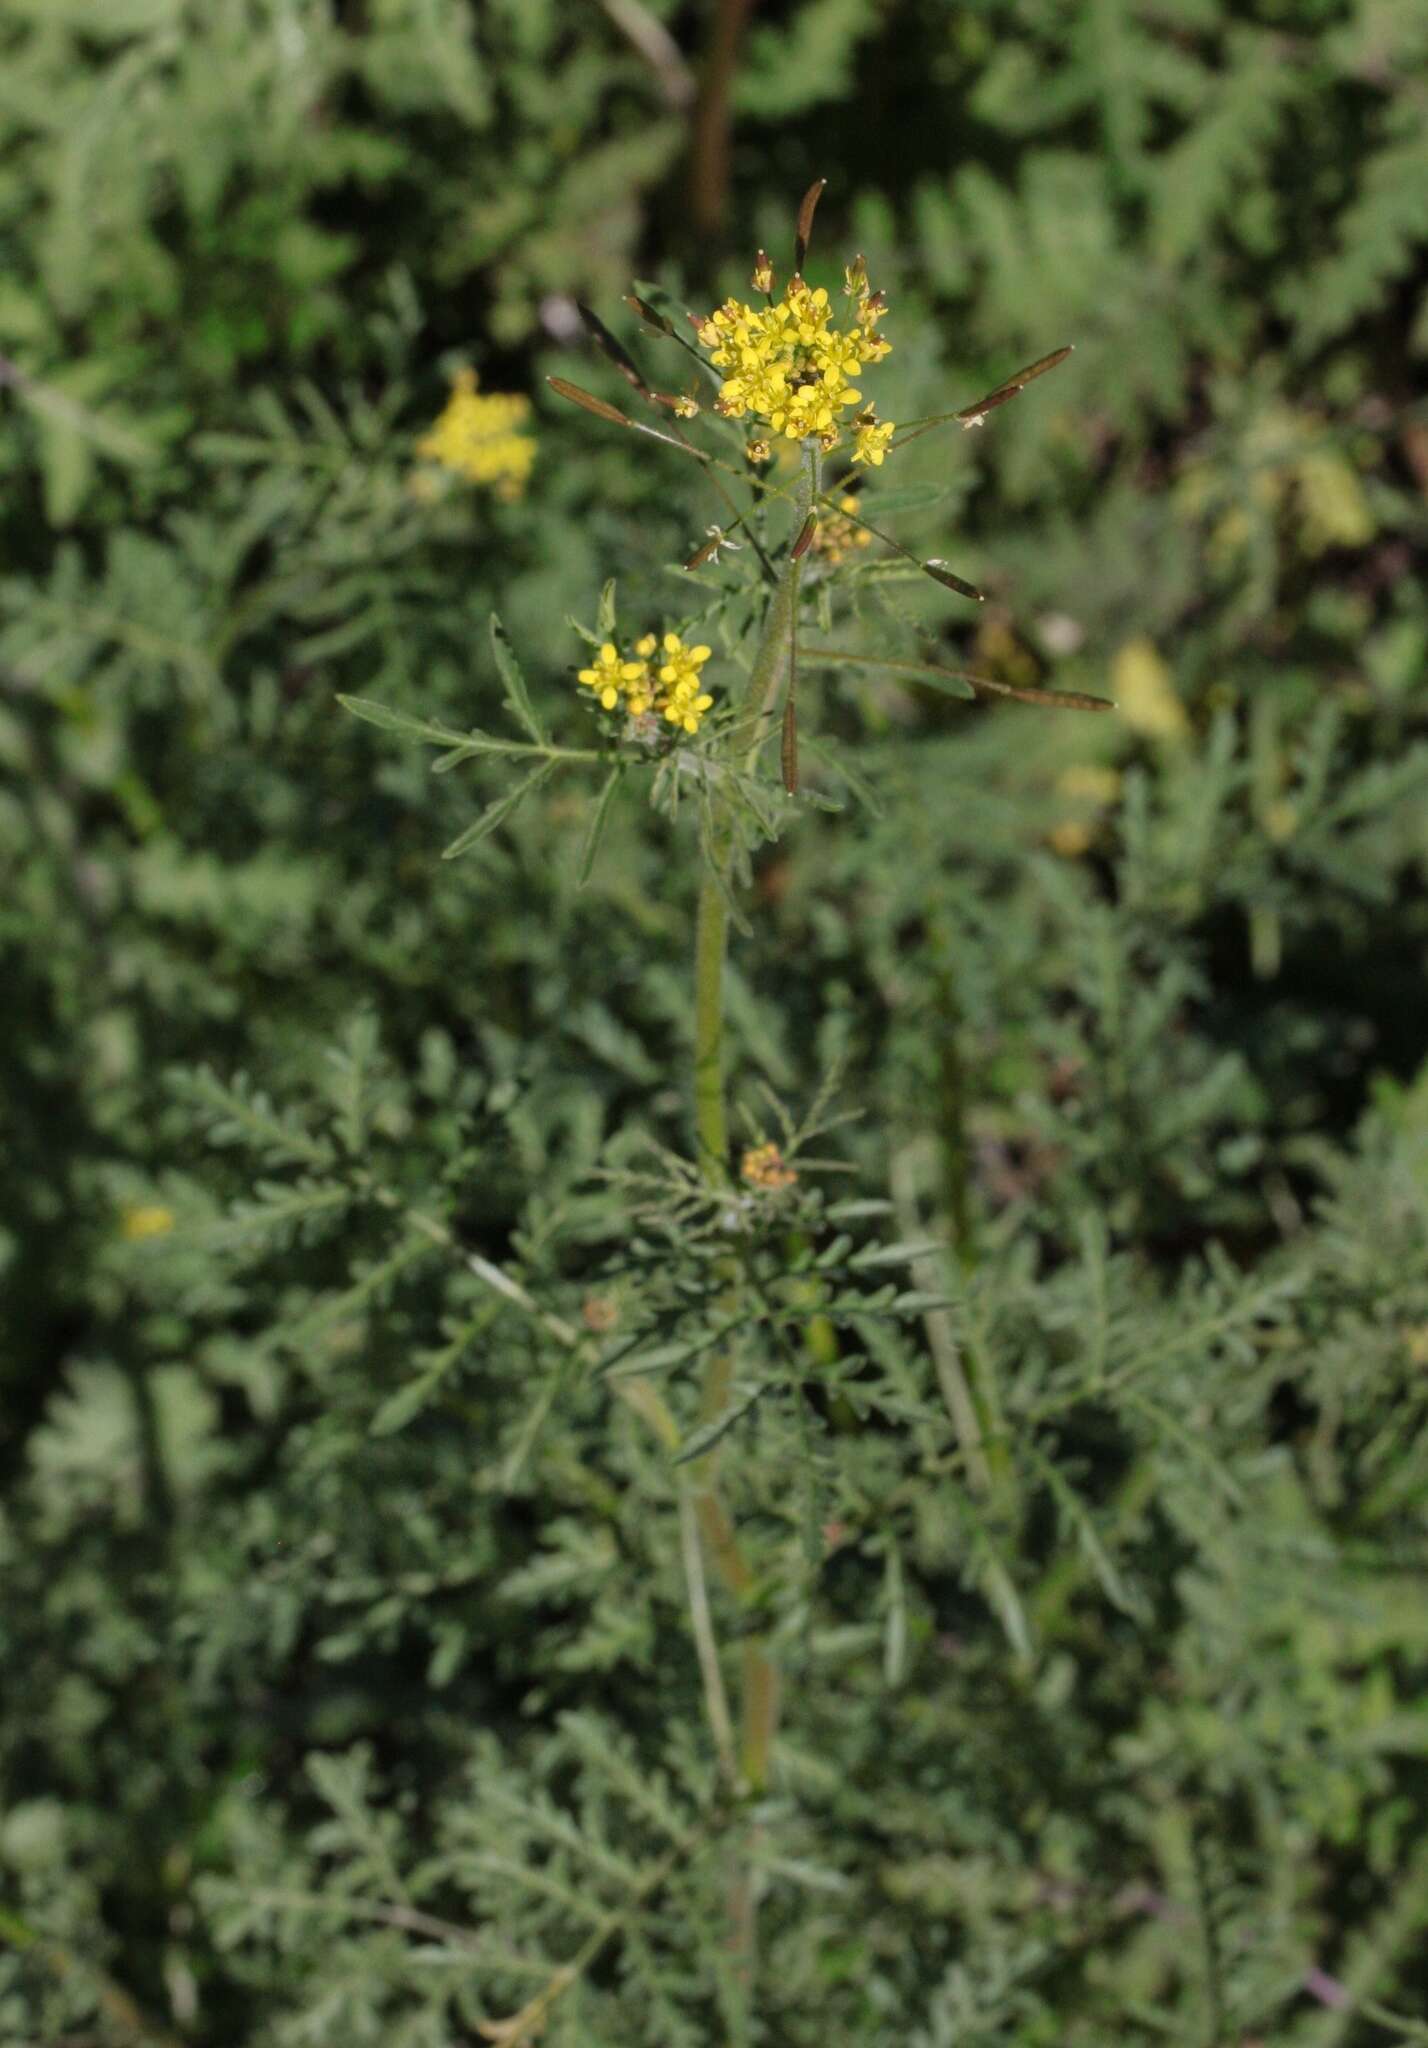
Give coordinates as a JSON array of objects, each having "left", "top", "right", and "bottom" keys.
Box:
[
  {"left": 578, "top": 641, "right": 647, "bottom": 711},
  {"left": 657, "top": 632, "right": 715, "bottom": 734},
  {"left": 746, "top": 438, "right": 771, "bottom": 465},
  {"left": 851, "top": 415, "right": 895, "bottom": 467},
  {"left": 697, "top": 264, "right": 892, "bottom": 458},
  {"left": 672, "top": 394, "right": 700, "bottom": 419},
  {"left": 1049, "top": 820, "right": 1095, "bottom": 859},
  {"left": 658, "top": 631, "right": 711, "bottom": 691},
  {"left": 741, "top": 1143, "right": 798, "bottom": 1192},
  {"left": 121, "top": 1204, "right": 175, "bottom": 1242},
  {"left": 416, "top": 367, "right": 535, "bottom": 500}
]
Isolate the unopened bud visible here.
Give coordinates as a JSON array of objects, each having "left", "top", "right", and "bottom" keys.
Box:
[
  {"left": 751, "top": 249, "right": 774, "bottom": 294},
  {"left": 844, "top": 253, "right": 868, "bottom": 299}
]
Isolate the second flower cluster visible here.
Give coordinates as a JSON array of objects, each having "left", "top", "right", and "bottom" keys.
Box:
[{"left": 578, "top": 632, "right": 715, "bottom": 735}]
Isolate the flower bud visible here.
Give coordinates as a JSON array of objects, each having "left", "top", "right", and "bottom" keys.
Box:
[{"left": 751, "top": 249, "right": 775, "bottom": 294}]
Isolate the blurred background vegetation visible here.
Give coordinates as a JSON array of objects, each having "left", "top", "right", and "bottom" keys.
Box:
[{"left": 3, "top": 1, "right": 1428, "bottom": 2042}]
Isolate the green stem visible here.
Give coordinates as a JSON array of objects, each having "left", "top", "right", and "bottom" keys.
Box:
[
  {"left": 687, "top": 439, "right": 820, "bottom": 2003},
  {"left": 693, "top": 876, "right": 730, "bottom": 1176},
  {"left": 692, "top": 437, "right": 820, "bottom": 1180}
]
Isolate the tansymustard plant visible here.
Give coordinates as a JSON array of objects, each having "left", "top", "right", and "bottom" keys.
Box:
[
  {"left": 345, "top": 180, "right": 1104, "bottom": 2017},
  {"left": 415, "top": 366, "right": 535, "bottom": 499}
]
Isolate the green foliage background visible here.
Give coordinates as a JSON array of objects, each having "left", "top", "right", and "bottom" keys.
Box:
[{"left": 3, "top": 1, "right": 1428, "bottom": 2042}]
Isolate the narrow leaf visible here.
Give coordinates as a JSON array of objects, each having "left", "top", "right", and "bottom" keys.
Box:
[
  {"left": 577, "top": 765, "right": 623, "bottom": 886},
  {"left": 431, "top": 735, "right": 532, "bottom": 771},
  {"left": 849, "top": 1238, "right": 946, "bottom": 1269},
  {"left": 883, "top": 1540, "right": 907, "bottom": 1686},
  {"left": 337, "top": 695, "right": 471, "bottom": 748},
  {"left": 672, "top": 1384, "right": 765, "bottom": 1464},
  {"left": 370, "top": 1372, "right": 443, "bottom": 1438},
  {"left": 489, "top": 613, "right": 545, "bottom": 743},
  {"left": 441, "top": 760, "right": 556, "bottom": 861}
]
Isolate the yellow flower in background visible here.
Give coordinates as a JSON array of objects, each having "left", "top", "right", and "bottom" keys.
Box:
[
  {"left": 1112, "top": 637, "right": 1190, "bottom": 741},
  {"left": 697, "top": 268, "right": 892, "bottom": 457},
  {"left": 1059, "top": 765, "right": 1122, "bottom": 807},
  {"left": 121, "top": 1204, "right": 175, "bottom": 1242},
  {"left": 416, "top": 368, "right": 535, "bottom": 499},
  {"left": 741, "top": 1142, "right": 798, "bottom": 1192},
  {"left": 1049, "top": 764, "right": 1122, "bottom": 859},
  {"left": 813, "top": 494, "right": 872, "bottom": 566}
]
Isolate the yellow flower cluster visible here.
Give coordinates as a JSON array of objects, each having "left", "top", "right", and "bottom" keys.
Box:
[
  {"left": 740, "top": 1142, "right": 798, "bottom": 1192},
  {"left": 813, "top": 493, "right": 873, "bottom": 566},
  {"left": 121, "top": 1204, "right": 175, "bottom": 1242},
  {"left": 416, "top": 368, "right": 535, "bottom": 499},
  {"left": 577, "top": 631, "right": 715, "bottom": 735},
  {"left": 697, "top": 264, "right": 893, "bottom": 456}
]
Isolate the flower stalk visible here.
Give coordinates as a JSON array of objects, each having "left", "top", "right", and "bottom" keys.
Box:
[
  {"left": 685, "top": 435, "right": 822, "bottom": 1997},
  {"left": 693, "top": 435, "right": 821, "bottom": 1178}
]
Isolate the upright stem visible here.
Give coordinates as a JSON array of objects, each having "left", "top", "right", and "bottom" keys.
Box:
[
  {"left": 693, "top": 877, "right": 730, "bottom": 1176},
  {"left": 692, "top": 438, "right": 821, "bottom": 1181},
  {"left": 686, "top": 439, "right": 820, "bottom": 2002}
]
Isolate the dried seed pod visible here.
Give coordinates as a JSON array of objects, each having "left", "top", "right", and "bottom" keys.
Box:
[
  {"left": 922, "top": 559, "right": 985, "bottom": 603},
  {"left": 547, "top": 377, "right": 635, "bottom": 428},
  {"left": 794, "top": 176, "right": 827, "bottom": 274}
]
